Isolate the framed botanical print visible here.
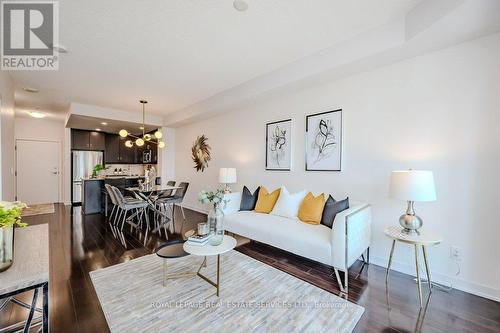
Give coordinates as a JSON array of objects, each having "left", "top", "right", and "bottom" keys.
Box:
[
  {"left": 266, "top": 119, "right": 292, "bottom": 171},
  {"left": 305, "top": 109, "right": 342, "bottom": 171}
]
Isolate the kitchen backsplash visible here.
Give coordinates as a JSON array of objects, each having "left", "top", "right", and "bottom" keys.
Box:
[{"left": 103, "top": 164, "right": 157, "bottom": 176}]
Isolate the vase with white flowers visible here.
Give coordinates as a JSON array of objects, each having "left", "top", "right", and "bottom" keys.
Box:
[
  {"left": 198, "top": 189, "right": 229, "bottom": 246},
  {"left": 0, "top": 201, "right": 27, "bottom": 272}
]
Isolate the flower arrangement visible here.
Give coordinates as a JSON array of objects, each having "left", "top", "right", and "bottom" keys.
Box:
[
  {"left": 198, "top": 188, "right": 229, "bottom": 208},
  {"left": 0, "top": 201, "right": 27, "bottom": 228}
]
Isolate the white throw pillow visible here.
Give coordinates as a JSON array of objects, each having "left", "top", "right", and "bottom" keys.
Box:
[{"left": 270, "top": 186, "right": 307, "bottom": 219}]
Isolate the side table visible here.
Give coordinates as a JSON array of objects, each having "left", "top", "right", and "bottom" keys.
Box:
[{"left": 384, "top": 226, "right": 442, "bottom": 307}]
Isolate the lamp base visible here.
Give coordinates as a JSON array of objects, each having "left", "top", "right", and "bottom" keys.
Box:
[{"left": 399, "top": 214, "right": 423, "bottom": 235}]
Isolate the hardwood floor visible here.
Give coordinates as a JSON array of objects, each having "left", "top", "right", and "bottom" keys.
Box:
[{"left": 2, "top": 204, "right": 499, "bottom": 333}]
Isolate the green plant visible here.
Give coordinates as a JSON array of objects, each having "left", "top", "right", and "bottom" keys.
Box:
[
  {"left": 198, "top": 188, "right": 229, "bottom": 208},
  {"left": 0, "top": 201, "right": 27, "bottom": 228},
  {"left": 91, "top": 164, "right": 108, "bottom": 178}
]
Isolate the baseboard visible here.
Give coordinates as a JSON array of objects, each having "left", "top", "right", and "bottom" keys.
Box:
[{"left": 370, "top": 256, "right": 500, "bottom": 303}]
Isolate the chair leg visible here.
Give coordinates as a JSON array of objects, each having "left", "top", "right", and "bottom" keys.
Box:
[{"left": 333, "top": 268, "right": 348, "bottom": 295}]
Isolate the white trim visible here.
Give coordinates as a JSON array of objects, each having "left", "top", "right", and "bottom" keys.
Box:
[{"left": 370, "top": 256, "right": 500, "bottom": 303}]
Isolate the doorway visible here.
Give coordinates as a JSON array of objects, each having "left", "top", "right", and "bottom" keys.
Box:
[{"left": 16, "top": 139, "right": 60, "bottom": 205}]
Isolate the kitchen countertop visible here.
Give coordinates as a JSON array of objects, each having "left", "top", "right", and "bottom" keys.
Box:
[{"left": 83, "top": 176, "right": 145, "bottom": 181}]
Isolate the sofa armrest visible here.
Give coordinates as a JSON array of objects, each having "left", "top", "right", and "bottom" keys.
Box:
[
  {"left": 222, "top": 192, "right": 242, "bottom": 216},
  {"left": 330, "top": 203, "right": 372, "bottom": 272}
]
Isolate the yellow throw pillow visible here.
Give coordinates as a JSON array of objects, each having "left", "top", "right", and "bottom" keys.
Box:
[
  {"left": 298, "top": 192, "right": 326, "bottom": 224},
  {"left": 254, "top": 187, "right": 281, "bottom": 213}
]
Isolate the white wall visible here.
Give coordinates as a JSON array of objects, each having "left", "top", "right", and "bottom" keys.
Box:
[
  {"left": 0, "top": 72, "right": 16, "bottom": 201},
  {"left": 14, "top": 116, "right": 67, "bottom": 203},
  {"left": 174, "top": 33, "right": 500, "bottom": 301}
]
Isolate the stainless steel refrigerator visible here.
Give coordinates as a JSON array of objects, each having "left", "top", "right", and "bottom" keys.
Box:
[{"left": 72, "top": 151, "right": 103, "bottom": 204}]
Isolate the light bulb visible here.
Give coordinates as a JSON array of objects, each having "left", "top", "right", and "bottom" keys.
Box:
[
  {"left": 158, "top": 141, "right": 165, "bottom": 148},
  {"left": 136, "top": 138, "right": 144, "bottom": 147},
  {"left": 154, "top": 130, "right": 163, "bottom": 139},
  {"left": 119, "top": 129, "right": 128, "bottom": 138},
  {"left": 125, "top": 140, "right": 133, "bottom": 148},
  {"left": 144, "top": 134, "right": 152, "bottom": 141}
]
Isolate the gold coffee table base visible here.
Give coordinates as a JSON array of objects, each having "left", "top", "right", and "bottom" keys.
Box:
[{"left": 163, "top": 255, "right": 221, "bottom": 296}]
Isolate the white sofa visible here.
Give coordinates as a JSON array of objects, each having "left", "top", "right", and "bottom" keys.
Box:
[{"left": 222, "top": 192, "right": 371, "bottom": 293}]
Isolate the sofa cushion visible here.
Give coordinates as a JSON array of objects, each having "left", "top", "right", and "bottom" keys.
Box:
[
  {"left": 270, "top": 186, "right": 307, "bottom": 219},
  {"left": 225, "top": 211, "right": 332, "bottom": 266},
  {"left": 255, "top": 186, "right": 280, "bottom": 213},
  {"left": 239, "top": 186, "right": 260, "bottom": 211},
  {"left": 321, "top": 196, "right": 349, "bottom": 228},
  {"left": 298, "top": 192, "right": 326, "bottom": 224}
]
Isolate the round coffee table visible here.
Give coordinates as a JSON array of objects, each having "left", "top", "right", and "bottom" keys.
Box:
[
  {"left": 155, "top": 240, "right": 190, "bottom": 287},
  {"left": 183, "top": 235, "right": 237, "bottom": 297}
]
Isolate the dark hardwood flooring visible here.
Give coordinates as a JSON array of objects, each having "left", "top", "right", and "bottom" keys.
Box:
[{"left": 2, "top": 203, "right": 499, "bottom": 333}]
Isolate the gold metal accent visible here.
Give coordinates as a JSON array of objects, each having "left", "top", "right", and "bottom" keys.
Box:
[
  {"left": 414, "top": 244, "right": 423, "bottom": 308},
  {"left": 422, "top": 245, "right": 432, "bottom": 291},
  {"left": 386, "top": 240, "right": 396, "bottom": 285},
  {"left": 162, "top": 255, "right": 222, "bottom": 297}
]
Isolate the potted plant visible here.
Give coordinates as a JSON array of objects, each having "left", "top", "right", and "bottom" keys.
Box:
[
  {"left": 198, "top": 189, "right": 229, "bottom": 246},
  {"left": 0, "top": 201, "right": 27, "bottom": 272},
  {"left": 91, "top": 164, "right": 108, "bottom": 178}
]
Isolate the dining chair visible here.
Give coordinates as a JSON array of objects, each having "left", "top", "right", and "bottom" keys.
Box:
[
  {"left": 111, "top": 186, "right": 149, "bottom": 247},
  {"left": 155, "top": 182, "right": 189, "bottom": 236}
]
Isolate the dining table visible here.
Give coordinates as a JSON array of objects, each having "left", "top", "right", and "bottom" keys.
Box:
[{"left": 125, "top": 184, "right": 181, "bottom": 234}]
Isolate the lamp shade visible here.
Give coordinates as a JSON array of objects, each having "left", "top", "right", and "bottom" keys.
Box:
[
  {"left": 219, "top": 168, "right": 237, "bottom": 184},
  {"left": 389, "top": 170, "right": 436, "bottom": 202}
]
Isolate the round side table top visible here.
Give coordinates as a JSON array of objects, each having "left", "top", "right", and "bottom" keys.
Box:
[
  {"left": 156, "top": 240, "right": 189, "bottom": 258},
  {"left": 183, "top": 235, "right": 237, "bottom": 256},
  {"left": 384, "top": 225, "right": 443, "bottom": 246}
]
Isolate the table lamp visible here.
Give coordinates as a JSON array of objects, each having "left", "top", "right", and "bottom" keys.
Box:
[
  {"left": 389, "top": 170, "right": 436, "bottom": 235},
  {"left": 219, "top": 168, "right": 237, "bottom": 193}
]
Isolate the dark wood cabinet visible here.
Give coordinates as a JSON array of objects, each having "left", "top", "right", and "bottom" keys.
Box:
[
  {"left": 72, "top": 129, "right": 105, "bottom": 151},
  {"left": 120, "top": 138, "right": 136, "bottom": 163},
  {"left": 72, "top": 129, "right": 91, "bottom": 150},
  {"left": 89, "top": 131, "right": 105, "bottom": 150},
  {"left": 105, "top": 133, "right": 121, "bottom": 163}
]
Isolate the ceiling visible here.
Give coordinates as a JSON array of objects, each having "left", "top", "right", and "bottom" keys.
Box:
[{"left": 10, "top": 0, "right": 421, "bottom": 118}]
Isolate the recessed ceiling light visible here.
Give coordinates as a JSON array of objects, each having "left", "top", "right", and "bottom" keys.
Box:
[
  {"left": 29, "top": 111, "right": 47, "bottom": 118},
  {"left": 95, "top": 128, "right": 101, "bottom": 131},
  {"left": 233, "top": 0, "right": 248, "bottom": 11},
  {"left": 23, "top": 87, "right": 39, "bottom": 93},
  {"left": 51, "top": 44, "right": 68, "bottom": 54},
  {"left": 101, "top": 122, "right": 108, "bottom": 126}
]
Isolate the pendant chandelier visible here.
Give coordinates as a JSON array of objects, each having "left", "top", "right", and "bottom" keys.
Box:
[{"left": 118, "top": 100, "right": 165, "bottom": 149}]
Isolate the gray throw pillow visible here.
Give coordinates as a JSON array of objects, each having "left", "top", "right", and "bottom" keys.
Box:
[
  {"left": 239, "top": 186, "right": 260, "bottom": 211},
  {"left": 320, "top": 195, "right": 349, "bottom": 228}
]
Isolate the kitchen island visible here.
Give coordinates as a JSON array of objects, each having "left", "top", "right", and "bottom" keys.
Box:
[{"left": 82, "top": 176, "right": 155, "bottom": 215}]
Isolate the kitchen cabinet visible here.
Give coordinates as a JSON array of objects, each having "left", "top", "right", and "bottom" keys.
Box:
[
  {"left": 105, "top": 133, "right": 120, "bottom": 163},
  {"left": 89, "top": 131, "right": 105, "bottom": 150},
  {"left": 72, "top": 129, "right": 105, "bottom": 150},
  {"left": 120, "top": 138, "right": 136, "bottom": 163},
  {"left": 72, "top": 129, "right": 91, "bottom": 150},
  {"left": 105, "top": 133, "right": 139, "bottom": 163}
]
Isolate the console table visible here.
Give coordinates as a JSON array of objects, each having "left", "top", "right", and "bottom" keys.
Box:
[{"left": 0, "top": 224, "right": 49, "bottom": 332}]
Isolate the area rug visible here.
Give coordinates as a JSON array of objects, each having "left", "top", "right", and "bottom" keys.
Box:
[
  {"left": 21, "top": 203, "right": 55, "bottom": 217},
  {"left": 90, "top": 250, "right": 364, "bottom": 332}
]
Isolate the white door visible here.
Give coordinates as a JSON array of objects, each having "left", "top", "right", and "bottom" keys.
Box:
[{"left": 16, "top": 140, "right": 60, "bottom": 205}]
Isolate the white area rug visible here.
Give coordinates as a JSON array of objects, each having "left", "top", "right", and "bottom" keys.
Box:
[{"left": 90, "top": 250, "right": 364, "bottom": 333}]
